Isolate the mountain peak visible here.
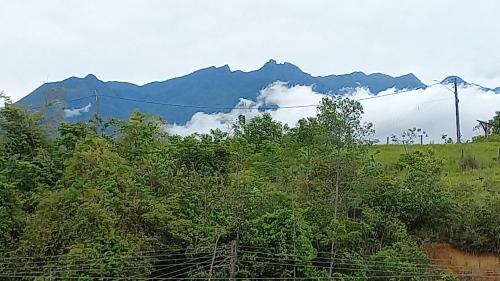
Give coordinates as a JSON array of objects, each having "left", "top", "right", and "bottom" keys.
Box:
[
  {"left": 22, "top": 60, "right": 495, "bottom": 125},
  {"left": 219, "top": 64, "right": 231, "bottom": 71},
  {"left": 83, "top": 74, "right": 99, "bottom": 81},
  {"left": 399, "top": 73, "right": 418, "bottom": 79},
  {"left": 442, "top": 76, "right": 467, "bottom": 85},
  {"left": 61, "top": 73, "right": 101, "bottom": 85},
  {"left": 260, "top": 59, "right": 279, "bottom": 70},
  {"left": 265, "top": 59, "right": 277, "bottom": 65},
  {"left": 259, "top": 59, "right": 303, "bottom": 74}
]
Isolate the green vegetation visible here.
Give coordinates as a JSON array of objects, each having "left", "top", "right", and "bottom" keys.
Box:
[
  {"left": 0, "top": 95, "right": 498, "bottom": 280},
  {"left": 373, "top": 141, "right": 500, "bottom": 253},
  {"left": 491, "top": 111, "right": 500, "bottom": 135},
  {"left": 374, "top": 142, "right": 500, "bottom": 170}
]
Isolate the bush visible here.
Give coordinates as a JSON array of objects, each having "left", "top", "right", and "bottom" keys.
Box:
[
  {"left": 459, "top": 154, "right": 479, "bottom": 170},
  {"left": 472, "top": 134, "right": 500, "bottom": 143}
]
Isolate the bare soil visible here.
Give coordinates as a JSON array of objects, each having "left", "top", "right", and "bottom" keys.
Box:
[{"left": 425, "top": 243, "right": 500, "bottom": 280}]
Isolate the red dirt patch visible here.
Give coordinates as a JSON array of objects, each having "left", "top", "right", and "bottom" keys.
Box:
[{"left": 425, "top": 243, "right": 500, "bottom": 280}]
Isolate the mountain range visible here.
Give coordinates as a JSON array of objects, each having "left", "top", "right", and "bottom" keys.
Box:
[{"left": 17, "top": 59, "right": 500, "bottom": 125}]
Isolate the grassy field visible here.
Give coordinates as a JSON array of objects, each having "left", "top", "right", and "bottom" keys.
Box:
[
  {"left": 372, "top": 142, "right": 500, "bottom": 190},
  {"left": 373, "top": 142, "right": 500, "bottom": 169}
]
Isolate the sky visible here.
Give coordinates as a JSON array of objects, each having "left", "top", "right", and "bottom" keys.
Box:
[{"left": 1, "top": 0, "right": 500, "bottom": 101}]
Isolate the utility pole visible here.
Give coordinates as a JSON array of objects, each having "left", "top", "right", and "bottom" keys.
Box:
[
  {"left": 94, "top": 90, "right": 100, "bottom": 119},
  {"left": 229, "top": 240, "right": 237, "bottom": 281},
  {"left": 208, "top": 234, "right": 220, "bottom": 281},
  {"left": 454, "top": 79, "right": 461, "bottom": 143}
]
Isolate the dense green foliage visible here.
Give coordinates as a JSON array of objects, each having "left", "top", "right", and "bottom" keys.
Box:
[
  {"left": 1, "top": 96, "right": 497, "bottom": 280},
  {"left": 491, "top": 111, "right": 500, "bottom": 135}
]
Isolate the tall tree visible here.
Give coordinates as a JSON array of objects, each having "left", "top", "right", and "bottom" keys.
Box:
[{"left": 490, "top": 111, "right": 500, "bottom": 135}]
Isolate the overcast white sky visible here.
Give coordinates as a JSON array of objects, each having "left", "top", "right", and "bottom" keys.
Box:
[{"left": 1, "top": 0, "right": 500, "bottom": 101}]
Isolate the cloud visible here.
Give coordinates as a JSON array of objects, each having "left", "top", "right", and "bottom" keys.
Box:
[
  {"left": 167, "top": 82, "right": 325, "bottom": 136},
  {"left": 64, "top": 103, "right": 92, "bottom": 118},
  {"left": 359, "top": 85, "right": 500, "bottom": 143},
  {"left": 168, "top": 82, "right": 500, "bottom": 143}
]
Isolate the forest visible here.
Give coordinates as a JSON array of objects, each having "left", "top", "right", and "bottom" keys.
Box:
[{"left": 1, "top": 93, "right": 499, "bottom": 280}]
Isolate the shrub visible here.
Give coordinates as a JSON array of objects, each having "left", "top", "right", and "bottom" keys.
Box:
[{"left": 459, "top": 154, "right": 479, "bottom": 170}]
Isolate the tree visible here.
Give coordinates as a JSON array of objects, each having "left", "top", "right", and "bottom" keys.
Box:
[
  {"left": 14, "top": 135, "right": 186, "bottom": 277},
  {"left": 490, "top": 111, "right": 500, "bottom": 135},
  {"left": 0, "top": 177, "right": 24, "bottom": 254},
  {"left": 1, "top": 102, "right": 494, "bottom": 279},
  {"left": 241, "top": 208, "right": 316, "bottom": 278},
  {"left": 316, "top": 97, "right": 374, "bottom": 148},
  {"left": 114, "top": 111, "right": 167, "bottom": 163},
  {"left": 242, "top": 113, "right": 285, "bottom": 150},
  {"left": 0, "top": 103, "right": 47, "bottom": 160},
  {"left": 361, "top": 150, "right": 455, "bottom": 232},
  {"left": 56, "top": 121, "right": 97, "bottom": 153},
  {"left": 0, "top": 102, "right": 61, "bottom": 207}
]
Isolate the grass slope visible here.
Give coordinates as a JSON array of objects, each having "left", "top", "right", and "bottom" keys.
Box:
[{"left": 373, "top": 141, "right": 500, "bottom": 211}]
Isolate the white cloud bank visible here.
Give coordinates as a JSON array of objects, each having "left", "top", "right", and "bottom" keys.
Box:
[
  {"left": 168, "top": 82, "right": 500, "bottom": 143},
  {"left": 64, "top": 103, "right": 92, "bottom": 118}
]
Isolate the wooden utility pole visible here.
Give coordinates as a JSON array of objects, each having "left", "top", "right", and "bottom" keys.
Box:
[
  {"left": 329, "top": 149, "right": 341, "bottom": 278},
  {"left": 229, "top": 240, "right": 237, "bottom": 281},
  {"left": 454, "top": 79, "right": 461, "bottom": 143},
  {"left": 94, "top": 90, "right": 100, "bottom": 118},
  {"left": 208, "top": 234, "right": 220, "bottom": 281}
]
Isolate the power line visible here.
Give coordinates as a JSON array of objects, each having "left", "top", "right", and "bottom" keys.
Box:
[
  {"left": 26, "top": 95, "right": 95, "bottom": 110},
  {"left": 1, "top": 244, "right": 490, "bottom": 280},
  {"left": 0, "top": 246, "right": 220, "bottom": 261},
  {"left": 22, "top": 82, "right": 447, "bottom": 115},
  {"left": 100, "top": 95, "right": 318, "bottom": 110},
  {"left": 0, "top": 274, "right": 478, "bottom": 280},
  {"left": 238, "top": 245, "right": 456, "bottom": 262},
  {"left": 1, "top": 248, "right": 475, "bottom": 273},
  {"left": 97, "top": 82, "right": 443, "bottom": 111}
]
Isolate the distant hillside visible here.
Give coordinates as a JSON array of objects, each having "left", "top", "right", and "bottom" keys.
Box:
[
  {"left": 18, "top": 60, "right": 430, "bottom": 124},
  {"left": 441, "top": 76, "right": 500, "bottom": 93}
]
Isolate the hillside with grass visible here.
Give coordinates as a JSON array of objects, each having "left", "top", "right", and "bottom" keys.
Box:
[
  {"left": 374, "top": 141, "right": 500, "bottom": 253},
  {"left": 375, "top": 142, "right": 500, "bottom": 185}
]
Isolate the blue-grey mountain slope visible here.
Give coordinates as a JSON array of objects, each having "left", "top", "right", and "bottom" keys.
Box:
[{"left": 19, "top": 60, "right": 430, "bottom": 124}]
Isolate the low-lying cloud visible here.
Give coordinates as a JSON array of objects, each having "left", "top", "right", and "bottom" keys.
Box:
[
  {"left": 168, "top": 82, "right": 500, "bottom": 143},
  {"left": 64, "top": 103, "right": 92, "bottom": 118}
]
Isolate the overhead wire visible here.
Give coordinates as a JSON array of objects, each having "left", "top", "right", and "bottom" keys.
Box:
[
  {"left": 0, "top": 274, "right": 490, "bottom": 280},
  {"left": 8, "top": 81, "right": 492, "bottom": 280},
  {"left": 0, "top": 245, "right": 221, "bottom": 261},
  {"left": 238, "top": 246, "right": 462, "bottom": 263},
  {"left": 0, "top": 246, "right": 476, "bottom": 274},
  {"left": 237, "top": 250, "right": 474, "bottom": 270},
  {"left": 98, "top": 82, "right": 443, "bottom": 110},
  {"left": 24, "top": 82, "right": 446, "bottom": 112}
]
